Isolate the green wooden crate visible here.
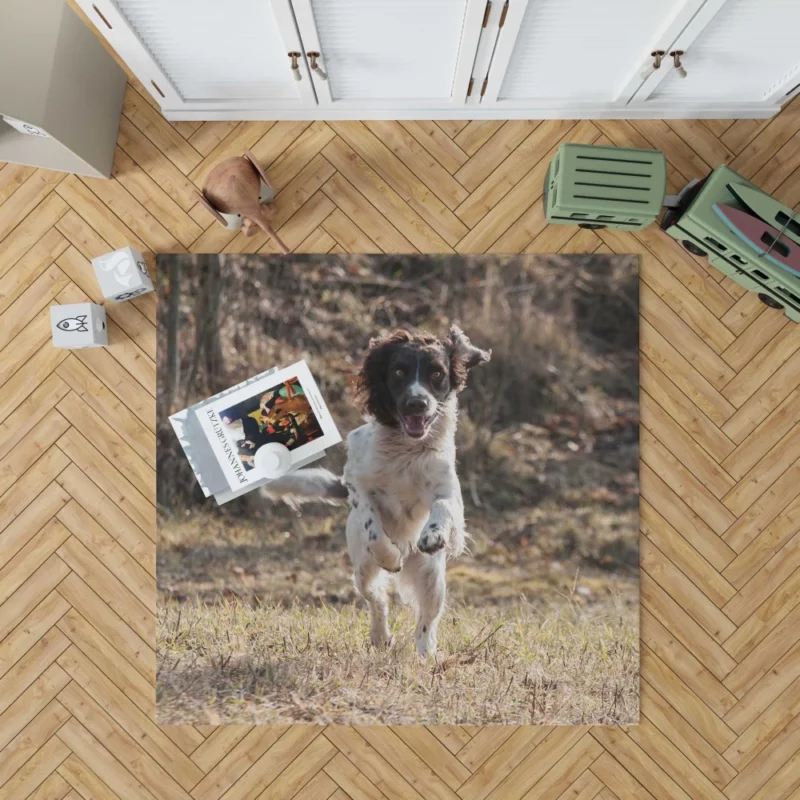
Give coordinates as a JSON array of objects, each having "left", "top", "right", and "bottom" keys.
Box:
[
  {"left": 661, "top": 165, "right": 800, "bottom": 323},
  {"left": 544, "top": 143, "right": 667, "bottom": 231}
]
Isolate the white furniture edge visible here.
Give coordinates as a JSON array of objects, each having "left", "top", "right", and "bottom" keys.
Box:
[
  {"left": 74, "top": 0, "right": 795, "bottom": 122},
  {"left": 161, "top": 103, "right": 779, "bottom": 121}
]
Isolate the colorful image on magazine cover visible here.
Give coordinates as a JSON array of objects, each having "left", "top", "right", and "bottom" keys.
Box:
[{"left": 219, "top": 378, "right": 323, "bottom": 470}]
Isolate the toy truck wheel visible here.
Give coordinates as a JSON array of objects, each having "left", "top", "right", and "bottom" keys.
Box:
[
  {"left": 578, "top": 223, "right": 606, "bottom": 230},
  {"left": 758, "top": 293, "right": 784, "bottom": 310},
  {"left": 682, "top": 240, "right": 707, "bottom": 257}
]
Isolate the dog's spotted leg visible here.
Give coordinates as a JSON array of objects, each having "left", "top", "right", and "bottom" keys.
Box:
[
  {"left": 353, "top": 558, "right": 393, "bottom": 648},
  {"left": 418, "top": 498, "right": 454, "bottom": 554},
  {"left": 355, "top": 491, "right": 408, "bottom": 573},
  {"left": 404, "top": 550, "right": 446, "bottom": 657}
]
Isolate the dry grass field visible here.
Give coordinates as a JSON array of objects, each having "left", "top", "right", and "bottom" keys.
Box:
[{"left": 157, "top": 594, "right": 638, "bottom": 726}]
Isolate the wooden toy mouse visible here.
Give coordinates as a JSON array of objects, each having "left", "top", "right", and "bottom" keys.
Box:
[{"left": 196, "top": 149, "right": 289, "bottom": 254}]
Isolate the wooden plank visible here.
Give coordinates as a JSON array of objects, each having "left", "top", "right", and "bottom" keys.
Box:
[
  {"left": 639, "top": 680, "right": 737, "bottom": 790},
  {"left": 641, "top": 573, "right": 738, "bottom": 683},
  {"left": 454, "top": 121, "right": 539, "bottom": 192},
  {"left": 57, "top": 535, "right": 152, "bottom": 642},
  {"left": 640, "top": 356, "right": 735, "bottom": 463},
  {"left": 321, "top": 172, "right": 414, "bottom": 253},
  {"left": 190, "top": 726, "right": 290, "bottom": 800},
  {"left": 57, "top": 608, "right": 154, "bottom": 716},
  {"left": 722, "top": 387, "right": 800, "bottom": 479},
  {"left": 111, "top": 147, "right": 202, "bottom": 248},
  {"left": 0, "top": 228, "right": 68, "bottom": 317},
  {"left": 364, "top": 120, "right": 469, "bottom": 210},
  {"left": 55, "top": 397, "right": 155, "bottom": 505},
  {"left": 0, "top": 627, "right": 69, "bottom": 717},
  {"left": 57, "top": 499, "right": 154, "bottom": 598},
  {"left": 639, "top": 643, "right": 737, "bottom": 751},
  {"left": 57, "top": 573, "right": 155, "bottom": 681},
  {"left": 722, "top": 348, "right": 800, "bottom": 444},
  {"left": 117, "top": 115, "right": 201, "bottom": 211},
  {"left": 0, "top": 664, "right": 69, "bottom": 756},
  {"left": 0, "top": 169, "right": 64, "bottom": 241},
  {"left": 455, "top": 120, "right": 577, "bottom": 232},
  {"left": 0, "top": 732, "right": 70, "bottom": 800},
  {"left": 0, "top": 193, "right": 69, "bottom": 278},
  {"left": 0, "top": 698, "right": 70, "bottom": 789},
  {"left": 724, "top": 528, "right": 800, "bottom": 624},
  {"left": 122, "top": 85, "right": 201, "bottom": 175},
  {"left": 57, "top": 719, "right": 157, "bottom": 800},
  {"left": 400, "top": 121, "right": 469, "bottom": 174},
  {"left": 323, "top": 135, "right": 454, "bottom": 252},
  {"left": 641, "top": 393, "right": 735, "bottom": 500},
  {"left": 641, "top": 319, "right": 736, "bottom": 426},
  {"left": 589, "top": 752, "right": 655, "bottom": 800},
  {"left": 57, "top": 680, "right": 195, "bottom": 800},
  {"left": 641, "top": 500, "right": 736, "bottom": 608}
]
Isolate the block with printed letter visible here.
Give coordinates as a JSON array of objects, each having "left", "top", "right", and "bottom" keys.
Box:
[
  {"left": 92, "top": 246, "right": 154, "bottom": 301},
  {"left": 50, "top": 302, "right": 107, "bottom": 349}
]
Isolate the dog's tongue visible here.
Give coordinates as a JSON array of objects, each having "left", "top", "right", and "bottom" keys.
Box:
[{"left": 404, "top": 415, "right": 426, "bottom": 437}]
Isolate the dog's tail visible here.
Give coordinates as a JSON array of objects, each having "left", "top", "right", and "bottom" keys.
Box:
[{"left": 260, "top": 468, "right": 348, "bottom": 506}]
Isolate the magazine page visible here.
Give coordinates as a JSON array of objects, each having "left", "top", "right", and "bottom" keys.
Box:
[
  {"left": 169, "top": 367, "right": 279, "bottom": 497},
  {"left": 196, "top": 360, "right": 342, "bottom": 492}
]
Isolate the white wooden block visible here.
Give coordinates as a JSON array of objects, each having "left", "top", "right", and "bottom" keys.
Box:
[
  {"left": 51, "top": 303, "right": 107, "bottom": 349},
  {"left": 91, "top": 246, "right": 154, "bottom": 302}
]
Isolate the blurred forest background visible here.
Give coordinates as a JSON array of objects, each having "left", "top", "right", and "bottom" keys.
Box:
[{"left": 156, "top": 254, "right": 639, "bottom": 611}]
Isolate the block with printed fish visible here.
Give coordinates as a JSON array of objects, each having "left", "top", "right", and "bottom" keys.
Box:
[
  {"left": 50, "top": 303, "right": 107, "bottom": 349},
  {"left": 91, "top": 246, "right": 154, "bottom": 302}
]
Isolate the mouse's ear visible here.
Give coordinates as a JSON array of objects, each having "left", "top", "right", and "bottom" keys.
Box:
[
  {"left": 195, "top": 190, "right": 228, "bottom": 227},
  {"left": 243, "top": 149, "right": 273, "bottom": 191}
]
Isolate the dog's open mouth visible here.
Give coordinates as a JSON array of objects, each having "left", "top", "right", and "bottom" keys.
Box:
[{"left": 400, "top": 414, "right": 430, "bottom": 439}]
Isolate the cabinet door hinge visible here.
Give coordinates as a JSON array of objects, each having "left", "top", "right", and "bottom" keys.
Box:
[
  {"left": 480, "top": 77, "right": 488, "bottom": 97},
  {"left": 467, "top": 77, "right": 475, "bottom": 97},
  {"left": 482, "top": 0, "right": 492, "bottom": 27},
  {"left": 499, "top": 0, "right": 509, "bottom": 27}
]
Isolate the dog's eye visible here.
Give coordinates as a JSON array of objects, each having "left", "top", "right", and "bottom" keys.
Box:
[
  {"left": 431, "top": 370, "right": 443, "bottom": 380},
  {"left": 394, "top": 368, "right": 405, "bottom": 377}
]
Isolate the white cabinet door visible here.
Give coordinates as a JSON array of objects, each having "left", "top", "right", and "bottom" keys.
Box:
[
  {"left": 478, "top": 0, "right": 706, "bottom": 110},
  {"left": 75, "top": 0, "right": 316, "bottom": 111},
  {"left": 290, "top": 0, "right": 487, "bottom": 109},
  {"left": 632, "top": 0, "right": 800, "bottom": 108}
]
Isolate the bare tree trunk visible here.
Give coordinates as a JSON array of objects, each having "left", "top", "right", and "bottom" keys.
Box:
[
  {"left": 203, "top": 255, "right": 224, "bottom": 392},
  {"left": 189, "top": 255, "right": 225, "bottom": 397},
  {"left": 164, "top": 260, "right": 180, "bottom": 413}
]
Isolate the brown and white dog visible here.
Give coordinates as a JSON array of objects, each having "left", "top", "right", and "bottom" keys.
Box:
[{"left": 264, "top": 326, "right": 490, "bottom": 656}]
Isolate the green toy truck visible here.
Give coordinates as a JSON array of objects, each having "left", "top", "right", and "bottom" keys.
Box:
[
  {"left": 660, "top": 165, "right": 800, "bottom": 323},
  {"left": 543, "top": 142, "right": 799, "bottom": 323}
]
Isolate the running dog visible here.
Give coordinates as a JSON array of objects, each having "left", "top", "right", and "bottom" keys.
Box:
[{"left": 264, "top": 326, "right": 491, "bottom": 656}]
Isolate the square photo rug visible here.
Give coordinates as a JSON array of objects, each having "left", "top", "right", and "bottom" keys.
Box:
[{"left": 156, "top": 253, "right": 639, "bottom": 726}]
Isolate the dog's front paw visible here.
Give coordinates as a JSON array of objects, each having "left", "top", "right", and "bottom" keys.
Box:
[{"left": 418, "top": 521, "right": 446, "bottom": 554}]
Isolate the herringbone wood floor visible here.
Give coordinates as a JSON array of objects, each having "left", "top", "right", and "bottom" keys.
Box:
[{"left": 2, "top": 49, "right": 800, "bottom": 798}]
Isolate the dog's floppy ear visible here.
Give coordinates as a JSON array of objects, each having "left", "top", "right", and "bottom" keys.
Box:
[
  {"left": 447, "top": 325, "right": 491, "bottom": 391},
  {"left": 354, "top": 333, "right": 404, "bottom": 427}
]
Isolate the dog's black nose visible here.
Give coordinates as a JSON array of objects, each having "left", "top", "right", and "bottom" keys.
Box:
[{"left": 404, "top": 396, "right": 428, "bottom": 414}]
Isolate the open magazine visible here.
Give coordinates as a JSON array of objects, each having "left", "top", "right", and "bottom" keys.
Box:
[{"left": 169, "top": 360, "right": 342, "bottom": 505}]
